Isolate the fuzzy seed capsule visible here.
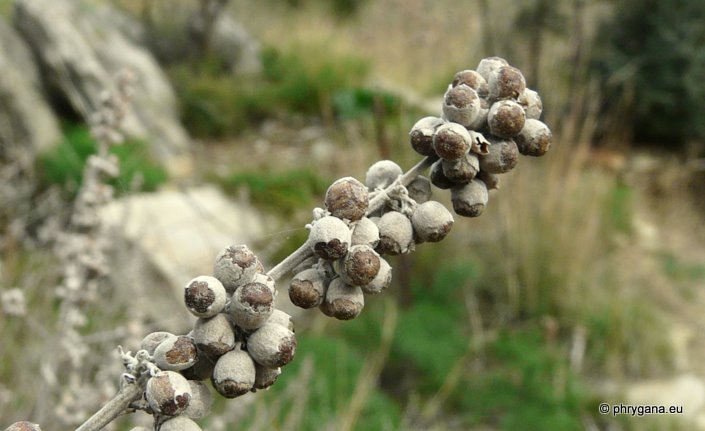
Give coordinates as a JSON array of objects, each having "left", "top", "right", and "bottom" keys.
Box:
[
  {"left": 433, "top": 122, "right": 472, "bottom": 160},
  {"left": 442, "top": 84, "right": 482, "bottom": 127},
  {"left": 141, "top": 331, "right": 176, "bottom": 356},
  {"left": 191, "top": 313, "right": 236, "bottom": 358},
  {"left": 253, "top": 364, "right": 282, "bottom": 390},
  {"left": 334, "top": 244, "right": 381, "bottom": 286},
  {"left": 442, "top": 153, "right": 479, "bottom": 184},
  {"left": 153, "top": 336, "right": 198, "bottom": 371},
  {"left": 320, "top": 278, "right": 365, "bottom": 320},
  {"left": 325, "top": 177, "right": 369, "bottom": 222},
  {"left": 213, "top": 244, "right": 259, "bottom": 293},
  {"left": 158, "top": 415, "right": 203, "bottom": 431},
  {"left": 452, "top": 69, "right": 488, "bottom": 98},
  {"left": 247, "top": 323, "right": 297, "bottom": 368},
  {"left": 365, "top": 160, "right": 402, "bottom": 190},
  {"left": 411, "top": 201, "right": 454, "bottom": 243},
  {"left": 488, "top": 100, "right": 525, "bottom": 138},
  {"left": 351, "top": 217, "right": 380, "bottom": 247},
  {"left": 476, "top": 56, "right": 509, "bottom": 82},
  {"left": 4, "top": 422, "right": 41, "bottom": 431},
  {"left": 488, "top": 65, "right": 526, "bottom": 101},
  {"left": 451, "top": 179, "right": 489, "bottom": 217},
  {"left": 518, "top": 88, "right": 543, "bottom": 119},
  {"left": 212, "top": 347, "right": 256, "bottom": 398},
  {"left": 479, "top": 138, "right": 519, "bottom": 173},
  {"left": 409, "top": 116, "right": 444, "bottom": 156},
  {"left": 230, "top": 280, "right": 275, "bottom": 331},
  {"left": 429, "top": 160, "right": 454, "bottom": 190},
  {"left": 308, "top": 216, "right": 351, "bottom": 260},
  {"left": 146, "top": 371, "right": 192, "bottom": 416},
  {"left": 361, "top": 257, "right": 392, "bottom": 295},
  {"left": 184, "top": 275, "right": 227, "bottom": 318},
  {"left": 376, "top": 211, "right": 414, "bottom": 255},
  {"left": 183, "top": 380, "right": 213, "bottom": 420},
  {"left": 289, "top": 267, "right": 328, "bottom": 309},
  {"left": 406, "top": 175, "right": 432, "bottom": 204},
  {"left": 515, "top": 119, "right": 552, "bottom": 157}
]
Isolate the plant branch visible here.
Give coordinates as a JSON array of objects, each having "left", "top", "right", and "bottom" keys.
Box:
[{"left": 75, "top": 380, "right": 145, "bottom": 431}]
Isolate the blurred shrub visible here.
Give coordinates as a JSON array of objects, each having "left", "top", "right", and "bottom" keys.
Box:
[
  {"left": 594, "top": 0, "right": 705, "bottom": 147},
  {"left": 172, "top": 45, "right": 369, "bottom": 137},
  {"left": 38, "top": 125, "right": 167, "bottom": 195},
  {"left": 281, "top": 0, "right": 368, "bottom": 19}
]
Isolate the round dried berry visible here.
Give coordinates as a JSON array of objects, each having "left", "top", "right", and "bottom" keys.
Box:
[
  {"left": 433, "top": 122, "right": 472, "bottom": 160},
  {"left": 407, "top": 175, "right": 432, "bottom": 204},
  {"left": 153, "top": 335, "right": 198, "bottom": 371},
  {"left": 518, "top": 88, "right": 542, "bottom": 119},
  {"left": 267, "top": 309, "right": 294, "bottom": 331},
  {"left": 213, "top": 244, "right": 259, "bottom": 293},
  {"left": 452, "top": 69, "right": 488, "bottom": 97},
  {"left": 376, "top": 211, "right": 414, "bottom": 255},
  {"left": 411, "top": 201, "right": 454, "bottom": 243},
  {"left": 157, "top": 415, "right": 202, "bottom": 431},
  {"left": 4, "top": 422, "right": 41, "bottom": 431},
  {"left": 477, "top": 170, "right": 501, "bottom": 190},
  {"left": 479, "top": 138, "right": 519, "bottom": 173},
  {"left": 141, "top": 331, "right": 176, "bottom": 356},
  {"left": 488, "top": 100, "right": 525, "bottom": 138},
  {"left": 320, "top": 278, "right": 364, "bottom": 320},
  {"left": 429, "top": 159, "right": 454, "bottom": 190},
  {"left": 488, "top": 65, "right": 526, "bottom": 101},
  {"left": 247, "top": 323, "right": 297, "bottom": 368},
  {"left": 146, "top": 371, "right": 192, "bottom": 416},
  {"left": 253, "top": 364, "right": 281, "bottom": 390},
  {"left": 443, "top": 84, "right": 481, "bottom": 127},
  {"left": 351, "top": 216, "right": 380, "bottom": 247},
  {"left": 334, "top": 244, "right": 381, "bottom": 286},
  {"left": 230, "top": 280, "right": 275, "bottom": 331},
  {"left": 184, "top": 276, "right": 227, "bottom": 318},
  {"left": 183, "top": 380, "right": 213, "bottom": 420},
  {"left": 476, "top": 56, "right": 509, "bottom": 82},
  {"left": 289, "top": 267, "right": 328, "bottom": 309},
  {"left": 361, "top": 257, "right": 392, "bottom": 294},
  {"left": 212, "top": 347, "right": 256, "bottom": 398},
  {"left": 442, "top": 153, "right": 479, "bottom": 184},
  {"left": 325, "top": 177, "right": 368, "bottom": 222},
  {"left": 451, "top": 179, "right": 489, "bottom": 217},
  {"left": 365, "top": 160, "right": 402, "bottom": 190},
  {"left": 409, "top": 116, "right": 444, "bottom": 156},
  {"left": 191, "top": 313, "right": 236, "bottom": 358},
  {"left": 515, "top": 119, "right": 552, "bottom": 157},
  {"left": 308, "top": 216, "right": 351, "bottom": 260},
  {"left": 180, "top": 352, "right": 215, "bottom": 381}
]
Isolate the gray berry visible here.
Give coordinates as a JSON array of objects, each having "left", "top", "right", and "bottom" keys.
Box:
[
  {"left": 320, "top": 278, "right": 364, "bottom": 320},
  {"left": 477, "top": 170, "right": 501, "bottom": 190},
  {"left": 253, "top": 364, "right": 282, "bottom": 390},
  {"left": 452, "top": 69, "right": 488, "bottom": 98},
  {"left": 146, "top": 371, "right": 192, "bottom": 416},
  {"left": 267, "top": 309, "right": 294, "bottom": 331},
  {"left": 451, "top": 179, "right": 489, "bottom": 217},
  {"left": 409, "top": 116, "right": 444, "bottom": 156},
  {"left": 442, "top": 153, "right": 479, "bottom": 184},
  {"left": 289, "top": 267, "right": 328, "bottom": 309},
  {"left": 365, "top": 160, "right": 402, "bottom": 190},
  {"left": 180, "top": 352, "right": 216, "bottom": 381},
  {"left": 407, "top": 175, "right": 432, "bottom": 204},
  {"left": 157, "top": 416, "right": 202, "bottom": 431},
  {"left": 230, "top": 280, "right": 275, "bottom": 331},
  {"left": 443, "top": 84, "right": 482, "bottom": 127},
  {"left": 376, "top": 211, "right": 414, "bottom": 255},
  {"left": 247, "top": 323, "right": 297, "bottom": 368},
  {"left": 518, "top": 88, "right": 542, "bottom": 120},
  {"left": 191, "top": 314, "right": 236, "bottom": 358},
  {"left": 153, "top": 336, "right": 198, "bottom": 371},
  {"left": 351, "top": 217, "right": 380, "bottom": 247},
  {"left": 488, "top": 100, "right": 525, "bottom": 139},
  {"left": 141, "top": 331, "right": 176, "bottom": 356},
  {"left": 325, "top": 177, "right": 369, "bottom": 222},
  {"left": 213, "top": 245, "right": 259, "bottom": 293},
  {"left": 487, "top": 65, "right": 526, "bottom": 101},
  {"left": 361, "top": 257, "right": 392, "bottom": 295},
  {"left": 183, "top": 380, "right": 213, "bottom": 420},
  {"left": 212, "top": 347, "right": 256, "bottom": 398},
  {"left": 411, "top": 201, "right": 454, "bottom": 243},
  {"left": 479, "top": 138, "right": 519, "bottom": 174},
  {"left": 308, "top": 216, "right": 351, "bottom": 260},
  {"left": 184, "top": 275, "right": 227, "bottom": 318},
  {"left": 476, "top": 57, "right": 509, "bottom": 82},
  {"left": 515, "top": 119, "right": 552, "bottom": 157}
]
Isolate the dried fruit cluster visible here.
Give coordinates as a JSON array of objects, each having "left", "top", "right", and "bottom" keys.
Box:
[{"left": 137, "top": 245, "right": 296, "bottom": 430}]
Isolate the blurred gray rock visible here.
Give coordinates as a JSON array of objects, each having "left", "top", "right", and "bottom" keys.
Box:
[
  {"left": 13, "top": 0, "right": 192, "bottom": 175},
  {"left": 0, "top": 17, "right": 61, "bottom": 161}
]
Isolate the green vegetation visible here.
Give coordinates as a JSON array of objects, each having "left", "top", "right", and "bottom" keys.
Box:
[{"left": 38, "top": 125, "right": 167, "bottom": 195}]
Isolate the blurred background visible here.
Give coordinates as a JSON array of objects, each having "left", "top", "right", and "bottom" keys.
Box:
[{"left": 1, "top": 0, "right": 705, "bottom": 430}]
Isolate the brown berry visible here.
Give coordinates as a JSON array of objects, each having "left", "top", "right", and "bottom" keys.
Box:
[
  {"left": 433, "top": 122, "right": 472, "bottom": 160},
  {"left": 230, "top": 280, "right": 275, "bottom": 331},
  {"left": 411, "top": 201, "right": 454, "bottom": 243},
  {"left": 452, "top": 69, "right": 488, "bottom": 97},
  {"left": 429, "top": 159, "right": 454, "bottom": 190},
  {"left": 442, "top": 84, "right": 481, "bottom": 127},
  {"left": 515, "top": 119, "right": 552, "bottom": 156},
  {"left": 191, "top": 313, "right": 236, "bottom": 358},
  {"left": 146, "top": 371, "right": 192, "bottom": 416},
  {"left": 334, "top": 244, "right": 381, "bottom": 286},
  {"left": 451, "top": 179, "right": 489, "bottom": 217},
  {"left": 325, "top": 177, "right": 369, "bottom": 222},
  {"left": 479, "top": 138, "right": 519, "bottom": 173},
  {"left": 247, "top": 323, "right": 297, "bottom": 368},
  {"left": 308, "top": 216, "right": 351, "bottom": 260},
  {"left": 289, "top": 267, "right": 328, "bottom": 309},
  {"left": 153, "top": 335, "right": 198, "bottom": 371},
  {"left": 442, "top": 153, "right": 479, "bottom": 184},
  {"left": 213, "top": 245, "right": 259, "bottom": 293},
  {"left": 253, "top": 364, "right": 281, "bottom": 390},
  {"left": 488, "top": 100, "right": 525, "bottom": 138},
  {"left": 409, "top": 116, "right": 444, "bottom": 156},
  {"left": 320, "top": 278, "right": 364, "bottom": 320},
  {"left": 488, "top": 65, "right": 526, "bottom": 101}
]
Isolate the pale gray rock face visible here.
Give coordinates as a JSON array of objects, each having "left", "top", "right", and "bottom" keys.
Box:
[
  {"left": 13, "top": 0, "right": 192, "bottom": 173},
  {"left": 0, "top": 17, "right": 61, "bottom": 160}
]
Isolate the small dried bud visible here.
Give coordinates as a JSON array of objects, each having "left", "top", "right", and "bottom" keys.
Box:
[
  {"left": 442, "top": 85, "right": 481, "bottom": 127},
  {"left": 180, "top": 352, "right": 215, "bottom": 381},
  {"left": 184, "top": 276, "right": 227, "bottom": 318},
  {"left": 411, "top": 201, "right": 454, "bottom": 243},
  {"left": 213, "top": 245, "right": 259, "bottom": 293},
  {"left": 429, "top": 160, "right": 454, "bottom": 190},
  {"left": 365, "top": 160, "right": 402, "bottom": 190},
  {"left": 308, "top": 216, "right": 351, "bottom": 260},
  {"left": 192, "top": 314, "right": 236, "bottom": 358},
  {"left": 488, "top": 65, "right": 526, "bottom": 101},
  {"left": 212, "top": 347, "right": 256, "bottom": 398},
  {"left": 146, "top": 371, "right": 192, "bottom": 416},
  {"left": 351, "top": 217, "right": 380, "bottom": 247},
  {"left": 183, "top": 380, "right": 213, "bottom": 420},
  {"left": 141, "top": 331, "right": 176, "bottom": 356},
  {"left": 158, "top": 415, "right": 203, "bottom": 431},
  {"left": 442, "top": 153, "right": 480, "bottom": 184},
  {"left": 361, "top": 257, "right": 392, "bottom": 294},
  {"left": 479, "top": 138, "right": 519, "bottom": 174},
  {"left": 289, "top": 267, "right": 328, "bottom": 309},
  {"left": 325, "top": 177, "right": 368, "bottom": 222},
  {"left": 407, "top": 175, "right": 432, "bottom": 204},
  {"left": 247, "top": 323, "right": 297, "bottom": 368},
  {"left": 477, "top": 170, "right": 501, "bottom": 190},
  {"left": 515, "top": 119, "right": 552, "bottom": 157},
  {"left": 409, "top": 116, "right": 444, "bottom": 156},
  {"left": 153, "top": 336, "right": 198, "bottom": 371},
  {"left": 452, "top": 69, "right": 488, "bottom": 97},
  {"left": 451, "top": 179, "right": 489, "bottom": 217},
  {"left": 518, "top": 88, "right": 542, "bottom": 119},
  {"left": 230, "top": 281, "right": 275, "bottom": 331},
  {"left": 376, "top": 211, "right": 414, "bottom": 255},
  {"left": 476, "top": 56, "right": 509, "bottom": 82},
  {"left": 267, "top": 309, "right": 294, "bottom": 331},
  {"left": 433, "top": 122, "right": 472, "bottom": 160},
  {"left": 488, "top": 100, "right": 525, "bottom": 138},
  {"left": 334, "top": 244, "right": 381, "bottom": 286},
  {"left": 253, "top": 364, "right": 282, "bottom": 390},
  {"left": 4, "top": 422, "right": 41, "bottom": 431},
  {"left": 320, "top": 278, "right": 365, "bottom": 320}
]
